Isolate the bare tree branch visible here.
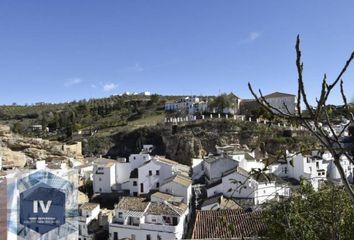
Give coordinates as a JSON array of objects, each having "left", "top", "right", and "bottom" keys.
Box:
[{"left": 248, "top": 36, "right": 354, "bottom": 202}]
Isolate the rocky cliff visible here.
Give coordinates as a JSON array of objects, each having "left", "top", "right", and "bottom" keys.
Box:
[
  {"left": 105, "top": 120, "right": 318, "bottom": 166},
  {"left": 0, "top": 124, "right": 83, "bottom": 168}
]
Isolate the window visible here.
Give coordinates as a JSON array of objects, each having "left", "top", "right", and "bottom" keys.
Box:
[
  {"left": 172, "top": 217, "right": 178, "bottom": 225},
  {"left": 156, "top": 170, "right": 160, "bottom": 175},
  {"left": 118, "top": 212, "right": 123, "bottom": 218},
  {"left": 140, "top": 183, "right": 144, "bottom": 193},
  {"left": 99, "top": 188, "right": 102, "bottom": 192},
  {"left": 133, "top": 192, "right": 138, "bottom": 196},
  {"left": 146, "top": 234, "right": 151, "bottom": 240},
  {"left": 149, "top": 170, "right": 152, "bottom": 176},
  {"left": 133, "top": 156, "right": 136, "bottom": 160},
  {"left": 156, "top": 182, "right": 160, "bottom": 188},
  {"left": 133, "top": 181, "right": 137, "bottom": 186},
  {"left": 316, "top": 162, "right": 319, "bottom": 168},
  {"left": 114, "top": 232, "right": 118, "bottom": 240}
]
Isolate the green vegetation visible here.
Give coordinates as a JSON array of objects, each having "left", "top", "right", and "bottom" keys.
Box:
[
  {"left": 0, "top": 94, "right": 170, "bottom": 141},
  {"left": 262, "top": 180, "right": 354, "bottom": 239}
]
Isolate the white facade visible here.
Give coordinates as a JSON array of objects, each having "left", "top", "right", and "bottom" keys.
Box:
[
  {"left": 129, "top": 153, "right": 151, "bottom": 170},
  {"left": 270, "top": 152, "right": 329, "bottom": 190},
  {"left": 327, "top": 155, "right": 354, "bottom": 183},
  {"left": 93, "top": 160, "right": 116, "bottom": 193},
  {"left": 165, "top": 97, "right": 208, "bottom": 115},
  {"left": 78, "top": 203, "right": 100, "bottom": 240},
  {"left": 159, "top": 175, "right": 192, "bottom": 205},
  {"left": 203, "top": 155, "right": 238, "bottom": 183},
  {"left": 109, "top": 197, "right": 189, "bottom": 240},
  {"left": 207, "top": 167, "right": 290, "bottom": 205},
  {"left": 137, "top": 159, "right": 173, "bottom": 195},
  {"left": 263, "top": 92, "right": 296, "bottom": 114},
  {"left": 191, "top": 158, "right": 204, "bottom": 180}
]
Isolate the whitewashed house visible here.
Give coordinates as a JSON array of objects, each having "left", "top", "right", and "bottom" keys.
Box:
[
  {"left": 165, "top": 97, "right": 208, "bottom": 115},
  {"left": 159, "top": 174, "right": 192, "bottom": 204},
  {"left": 78, "top": 203, "right": 100, "bottom": 240},
  {"left": 262, "top": 92, "right": 296, "bottom": 114},
  {"left": 93, "top": 158, "right": 131, "bottom": 194},
  {"left": 326, "top": 154, "right": 354, "bottom": 183},
  {"left": 206, "top": 166, "right": 290, "bottom": 205},
  {"left": 123, "top": 156, "right": 191, "bottom": 196},
  {"left": 269, "top": 152, "right": 329, "bottom": 190},
  {"left": 93, "top": 159, "right": 117, "bottom": 194},
  {"left": 109, "top": 196, "right": 189, "bottom": 240},
  {"left": 203, "top": 155, "right": 239, "bottom": 184}
]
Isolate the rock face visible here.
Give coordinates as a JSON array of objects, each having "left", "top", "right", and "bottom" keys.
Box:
[
  {"left": 0, "top": 124, "right": 83, "bottom": 168},
  {"left": 106, "top": 120, "right": 316, "bottom": 166}
]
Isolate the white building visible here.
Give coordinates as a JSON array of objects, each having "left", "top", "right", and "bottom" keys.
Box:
[
  {"left": 269, "top": 152, "right": 329, "bottom": 190},
  {"left": 203, "top": 149, "right": 264, "bottom": 184},
  {"left": 207, "top": 167, "right": 290, "bottom": 205},
  {"left": 123, "top": 156, "right": 190, "bottom": 196},
  {"left": 203, "top": 155, "right": 239, "bottom": 184},
  {"left": 93, "top": 159, "right": 117, "bottom": 194},
  {"left": 165, "top": 97, "right": 208, "bottom": 115},
  {"left": 159, "top": 174, "right": 192, "bottom": 205},
  {"left": 93, "top": 157, "right": 132, "bottom": 194},
  {"left": 78, "top": 203, "right": 100, "bottom": 240},
  {"left": 109, "top": 196, "right": 189, "bottom": 240},
  {"left": 326, "top": 154, "right": 354, "bottom": 183},
  {"left": 263, "top": 92, "right": 296, "bottom": 114}
]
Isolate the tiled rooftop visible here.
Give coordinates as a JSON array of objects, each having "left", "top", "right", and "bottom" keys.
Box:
[
  {"left": 80, "top": 202, "right": 99, "bottom": 211},
  {"left": 161, "top": 174, "right": 192, "bottom": 188},
  {"left": 116, "top": 197, "right": 149, "bottom": 212},
  {"left": 192, "top": 210, "right": 265, "bottom": 239}
]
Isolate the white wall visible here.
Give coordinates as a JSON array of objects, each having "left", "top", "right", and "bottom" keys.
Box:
[
  {"left": 129, "top": 154, "right": 151, "bottom": 170},
  {"left": 159, "top": 182, "right": 192, "bottom": 204},
  {"left": 204, "top": 157, "right": 238, "bottom": 182},
  {"left": 138, "top": 160, "right": 173, "bottom": 195},
  {"left": 116, "top": 162, "right": 131, "bottom": 184},
  {"left": 93, "top": 163, "right": 116, "bottom": 193}
]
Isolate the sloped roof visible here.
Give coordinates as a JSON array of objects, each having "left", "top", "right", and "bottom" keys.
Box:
[
  {"left": 116, "top": 197, "right": 149, "bottom": 212},
  {"left": 161, "top": 174, "right": 192, "bottom": 188},
  {"left": 201, "top": 194, "right": 241, "bottom": 210},
  {"left": 222, "top": 166, "right": 250, "bottom": 178},
  {"left": 146, "top": 201, "right": 187, "bottom": 216},
  {"left": 80, "top": 202, "right": 99, "bottom": 211},
  {"left": 263, "top": 92, "right": 296, "bottom": 98},
  {"left": 192, "top": 210, "right": 265, "bottom": 239}
]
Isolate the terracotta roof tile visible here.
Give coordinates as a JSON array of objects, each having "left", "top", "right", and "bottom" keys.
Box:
[{"left": 192, "top": 210, "right": 265, "bottom": 239}]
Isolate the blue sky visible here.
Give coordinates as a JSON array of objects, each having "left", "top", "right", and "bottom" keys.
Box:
[{"left": 0, "top": 0, "right": 353, "bottom": 105}]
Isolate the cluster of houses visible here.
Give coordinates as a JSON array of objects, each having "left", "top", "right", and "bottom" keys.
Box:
[
  {"left": 81, "top": 141, "right": 352, "bottom": 239},
  {"left": 164, "top": 92, "right": 297, "bottom": 116},
  {"left": 1, "top": 140, "right": 353, "bottom": 240}
]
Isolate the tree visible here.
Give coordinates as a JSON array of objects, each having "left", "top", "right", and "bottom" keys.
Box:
[
  {"left": 261, "top": 181, "right": 354, "bottom": 239},
  {"left": 209, "top": 94, "right": 232, "bottom": 113},
  {"left": 249, "top": 36, "right": 354, "bottom": 201}
]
